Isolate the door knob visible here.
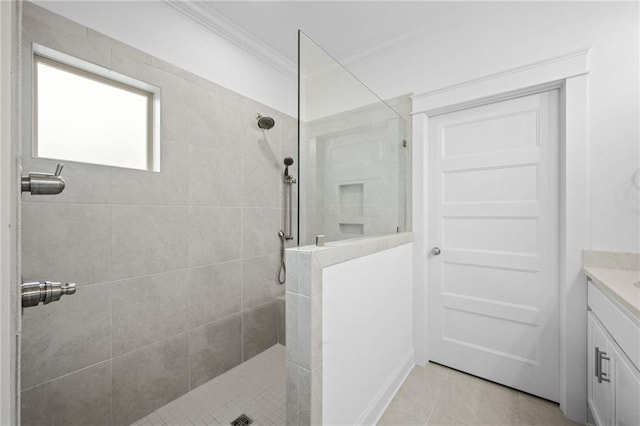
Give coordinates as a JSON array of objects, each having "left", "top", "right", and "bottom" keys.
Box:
[{"left": 431, "top": 247, "right": 441, "bottom": 256}]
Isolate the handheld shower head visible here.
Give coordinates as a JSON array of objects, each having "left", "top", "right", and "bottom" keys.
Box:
[
  {"left": 283, "top": 157, "right": 294, "bottom": 177},
  {"left": 256, "top": 113, "right": 275, "bottom": 130}
]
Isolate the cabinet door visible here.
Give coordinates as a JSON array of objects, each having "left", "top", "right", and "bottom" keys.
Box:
[
  {"left": 612, "top": 344, "right": 640, "bottom": 426},
  {"left": 589, "top": 312, "right": 614, "bottom": 426}
]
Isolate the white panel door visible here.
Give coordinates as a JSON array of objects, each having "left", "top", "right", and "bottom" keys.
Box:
[{"left": 428, "top": 90, "right": 560, "bottom": 401}]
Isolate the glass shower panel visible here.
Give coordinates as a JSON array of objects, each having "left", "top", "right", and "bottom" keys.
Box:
[{"left": 298, "top": 31, "right": 407, "bottom": 246}]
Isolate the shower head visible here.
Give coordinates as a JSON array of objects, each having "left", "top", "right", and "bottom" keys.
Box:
[
  {"left": 283, "top": 157, "right": 294, "bottom": 178},
  {"left": 256, "top": 113, "right": 275, "bottom": 130}
]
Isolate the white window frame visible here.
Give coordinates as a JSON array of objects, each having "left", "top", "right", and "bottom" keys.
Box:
[{"left": 32, "top": 44, "right": 161, "bottom": 171}]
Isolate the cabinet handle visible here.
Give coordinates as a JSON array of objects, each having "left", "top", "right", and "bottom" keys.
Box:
[{"left": 595, "top": 346, "right": 611, "bottom": 383}]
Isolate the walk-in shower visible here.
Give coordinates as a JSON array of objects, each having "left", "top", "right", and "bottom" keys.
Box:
[
  {"left": 17, "top": 4, "right": 293, "bottom": 425},
  {"left": 15, "top": 5, "right": 407, "bottom": 426}
]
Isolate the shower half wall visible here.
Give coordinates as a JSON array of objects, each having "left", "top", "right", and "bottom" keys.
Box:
[
  {"left": 287, "top": 31, "right": 414, "bottom": 426},
  {"left": 18, "top": 4, "right": 295, "bottom": 425}
]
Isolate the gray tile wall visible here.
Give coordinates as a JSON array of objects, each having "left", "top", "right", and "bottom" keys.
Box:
[
  {"left": 285, "top": 249, "right": 323, "bottom": 426},
  {"left": 19, "top": 3, "right": 296, "bottom": 425}
]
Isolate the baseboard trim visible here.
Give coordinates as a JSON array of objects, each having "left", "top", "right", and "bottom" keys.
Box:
[{"left": 355, "top": 349, "right": 415, "bottom": 425}]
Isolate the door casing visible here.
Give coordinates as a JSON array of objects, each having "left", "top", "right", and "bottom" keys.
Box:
[{"left": 411, "top": 49, "right": 590, "bottom": 423}]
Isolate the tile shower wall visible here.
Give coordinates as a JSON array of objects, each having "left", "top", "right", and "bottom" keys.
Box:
[
  {"left": 300, "top": 95, "right": 411, "bottom": 245},
  {"left": 18, "top": 3, "right": 296, "bottom": 426}
]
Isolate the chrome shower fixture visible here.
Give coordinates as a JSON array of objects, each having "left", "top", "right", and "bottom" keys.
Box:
[
  {"left": 278, "top": 156, "right": 297, "bottom": 285},
  {"left": 284, "top": 156, "right": 294, "bottom": 179},
  {"left": 256, "top": 113, "right": 275, "bottom": 130},
  {"left": 21, "top": 163, "right": 66, "bottom": 195},
  {"left": 282, "top": 157, "right": 296, "bottom": 242},
  {"left": 277, "top": 230, "right": 286, "bottom": 285}
]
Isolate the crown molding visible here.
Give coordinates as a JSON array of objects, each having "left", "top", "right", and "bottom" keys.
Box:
[
  {"left": 411, "top": 48, "right": 591, "bottom": 114},
  {"left": 303, "top": 25, "right": 440, "bottom": 86},
  {"left": 337, "top": 2, "right": 499, "bottom": 70},
  {"left": 339, "top": 26, "right": 438, "bottom": 70},
  {"left": 164, "top": 0, "right": 297, "bottom": 80},
  {"left": 164, "top": 2, "right": 498, "bottom": 86}
]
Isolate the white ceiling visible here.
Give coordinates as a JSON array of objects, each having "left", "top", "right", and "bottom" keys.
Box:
[{"left": 167, "top": 1, "right": 496, "bottom": 78}]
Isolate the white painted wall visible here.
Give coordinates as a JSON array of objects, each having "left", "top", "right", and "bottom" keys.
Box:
[
  {"left": 322, "top": 243, "right": 414, "bottom": 425},
  {"left": 33, "top": 1, "right": 297, "bottom": 116},
  {"left": 352, "top": 1, "right": 640, "bottom": 253}
]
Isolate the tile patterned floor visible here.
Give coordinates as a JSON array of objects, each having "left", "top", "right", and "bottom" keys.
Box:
[
  {"left": 133, "top": 349, "right": 582, "bottom": 426},
  {"left": 378, "top": 362, "right": 584, "bottom": 426},
  {"left": 132, "top": 344, "right": 285, "bottom": 426}
]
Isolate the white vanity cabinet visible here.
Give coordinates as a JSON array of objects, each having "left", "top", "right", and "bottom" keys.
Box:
[
  {"left": 611, "top": 342, "right": 640, "bottom": 426},
  {"left": 588, "top": 312, "right": 614, "bottom": 425},
  {"left": 587, "top": 281, "right": 640, "bottom": 426}
]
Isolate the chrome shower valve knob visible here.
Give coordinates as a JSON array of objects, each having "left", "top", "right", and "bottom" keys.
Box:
[
  {"left": 21, "top": 280, "right": 76, "bottom": 308},
  {"left": 21, "top": 162, "right": 66, "bottom": 195}
]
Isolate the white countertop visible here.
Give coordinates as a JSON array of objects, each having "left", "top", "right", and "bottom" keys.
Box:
[{"left": 584, "top": 266, "right": 640, "bottom": 319}]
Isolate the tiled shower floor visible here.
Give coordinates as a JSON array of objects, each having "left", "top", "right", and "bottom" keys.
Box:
[{"left": 133, "top": 344, "right": 285, "bottom": 426}]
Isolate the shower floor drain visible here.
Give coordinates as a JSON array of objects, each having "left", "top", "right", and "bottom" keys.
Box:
[{"left": 230, "top": 414, "right": 253, "bottom": 426}]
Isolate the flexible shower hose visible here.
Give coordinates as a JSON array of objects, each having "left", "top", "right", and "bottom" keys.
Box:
[{"left": 277, "top": 230, "right": 286, "bottom": 284}]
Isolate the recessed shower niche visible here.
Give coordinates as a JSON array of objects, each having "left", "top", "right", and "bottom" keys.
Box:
[
  {"left": 339, "top": 223, "right": 364, "bottom": 235},
  {"left": 339, "top": 183, "right": 364, "bottom": 216},
  {"left": 338, "top": 183, "right": 365, "bottom": 235}
]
